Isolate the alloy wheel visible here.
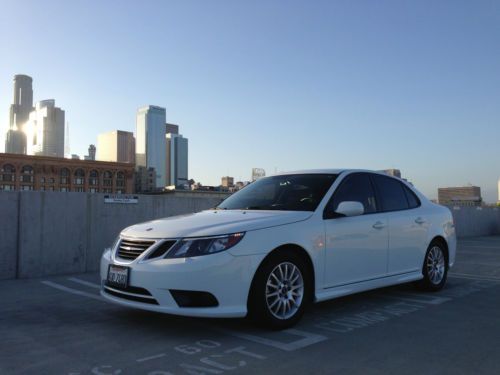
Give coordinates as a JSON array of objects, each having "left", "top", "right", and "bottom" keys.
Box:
[
  {"left": 265, "top": 262, "right": 304, "bottom": 320},
  {"left": 427, "top": 246, "right": 445, "bottom": 285}
]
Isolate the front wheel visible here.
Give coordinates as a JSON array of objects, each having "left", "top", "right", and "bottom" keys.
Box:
[
  {"left": 418, "top": 241, "right": 448, "bottom": 291},
  {"left": 248, "top": 252, "right": 311, "bottom": 330}
]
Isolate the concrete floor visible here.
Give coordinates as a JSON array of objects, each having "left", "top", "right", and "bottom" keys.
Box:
[{"left": 1, "top": 237, "right": 499, "bottom": 375}]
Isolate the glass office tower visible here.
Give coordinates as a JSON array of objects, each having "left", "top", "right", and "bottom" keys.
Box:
[{"left": 136, "top": 105, "right": 167, "bottom": 188}]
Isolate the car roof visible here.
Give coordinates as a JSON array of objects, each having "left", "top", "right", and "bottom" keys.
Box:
[{"left": 273, "top": 169, "right": 389, "bottom": 176}]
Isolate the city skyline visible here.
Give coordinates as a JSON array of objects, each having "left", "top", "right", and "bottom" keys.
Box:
[{"left": 1, "top": 1, "right": 499, "bottom": 201}]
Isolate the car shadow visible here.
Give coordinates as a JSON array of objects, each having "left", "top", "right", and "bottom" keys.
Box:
[{"left": 106, "top": 281, "right": 441, "bottom": 336}]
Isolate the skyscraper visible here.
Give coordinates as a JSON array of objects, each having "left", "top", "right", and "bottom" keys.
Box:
[
  {"left": 5, "top": 130, "right": 26, "bottom": 154},
  {"left": 136, "top": 106, "right": 167, "bottom": 188},
  {"left": 10, "top": 74, "right": 33, "bottom": 128},
  {"left": 5, "top": 74, "right": 34, "bottom": 154},
  {"left": 166, "top": 123, "right": 179, "bottom": 135},
  {"left": 97, "top": 130, "right": 135, "bottom": 163},
  {"left": 166, "top": 133, "right": 188, "bottom": 187},
  {"left": 26, "top": 100, "right": 65, "bottom": 157},
  {"left": 64, "top": 122, "right": 70, "bottom": 158}
]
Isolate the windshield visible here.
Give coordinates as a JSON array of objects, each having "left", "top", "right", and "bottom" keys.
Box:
[{"left": 217, "top": 174, "right": 338, "bottom": 211}]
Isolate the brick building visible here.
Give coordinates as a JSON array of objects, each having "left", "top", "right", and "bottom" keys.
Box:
[{"left": 0, "top": 153, "right": 134, "bottom": 193}]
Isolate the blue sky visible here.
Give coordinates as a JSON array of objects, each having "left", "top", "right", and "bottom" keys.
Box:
[{"left": 1, "top": 0, "right": 499, "bottom": 201}]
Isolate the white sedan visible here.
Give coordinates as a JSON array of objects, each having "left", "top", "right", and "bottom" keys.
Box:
[{"left": 101, "top": 169, "right": 456, "bottom": 329}]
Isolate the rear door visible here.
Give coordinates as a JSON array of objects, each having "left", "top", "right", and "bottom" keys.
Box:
[{"left": 371, "top": 174, "right": 428, "bottom": 275}]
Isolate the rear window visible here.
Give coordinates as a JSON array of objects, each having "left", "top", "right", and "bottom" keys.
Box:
[
  {"left": 371, "top": 174, "right": 409, "bottom": 212},
  {"left": 403, "top": 184, "right": 420, "bottom": 209}
]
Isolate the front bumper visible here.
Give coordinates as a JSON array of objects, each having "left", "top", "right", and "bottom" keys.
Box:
[{"left": 100, "top": 248, "right": 264, "bottom": 318}]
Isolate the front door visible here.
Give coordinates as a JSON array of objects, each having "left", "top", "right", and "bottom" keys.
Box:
[{"left": 323, "top": 173, "right": 389, "bottom": 288}]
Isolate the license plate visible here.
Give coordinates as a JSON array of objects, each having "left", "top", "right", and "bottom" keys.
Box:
[{"left": 107, "top": 265, "right": 129, "bottom": 288}]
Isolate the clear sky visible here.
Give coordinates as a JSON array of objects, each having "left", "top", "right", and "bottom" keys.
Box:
[{"left": 1, "top": 0, "right": 499, "bottom": 201}]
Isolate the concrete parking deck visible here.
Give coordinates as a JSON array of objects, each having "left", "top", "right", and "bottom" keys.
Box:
[{"left": 1, "top": 237, "right": 499, "bottom": 374}]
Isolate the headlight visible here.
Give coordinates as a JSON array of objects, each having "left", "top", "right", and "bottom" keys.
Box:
[{"left": 165, "top": 232, "right": 245, "bottom": 258}]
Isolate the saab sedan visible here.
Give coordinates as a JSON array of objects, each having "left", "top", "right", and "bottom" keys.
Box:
[{"left": 101, "top": 170, "right": 456, "bottom": 329}]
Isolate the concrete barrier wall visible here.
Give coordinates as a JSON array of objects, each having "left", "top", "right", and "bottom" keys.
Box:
[
  {"left": 0, "top": 192, "right": 19, "bottom": 280},
  {"left": 449, "top": 206, "right": 500, "bottom": 238},
  {"left": 0, "top": 191, "right": 227, "bottom": 280},
  {"left": 1, "top": 191, "right": 499, "bottom": 280}
]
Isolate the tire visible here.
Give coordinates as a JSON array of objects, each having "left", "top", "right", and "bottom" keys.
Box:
[
  {"left": 248, "top": 252, "right": 312, "bottom": 330},
  {"left": 418, "top": 240, "right": 448, "bottom": 291}
]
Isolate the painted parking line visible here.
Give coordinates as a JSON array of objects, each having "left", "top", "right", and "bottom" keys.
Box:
[
  {"left": 41, "top": 281, "right": 104, "bottom": 302},
  {"left": 136, "top": 353, "right": 167, "bottom": 363},
  {"left": 216, "top": 328, "right": 328, "bottom": 351},
  {"left": 314, "top": 301, "right": 425, "bottom": 333},
  {"left": 67, "top": 277, "right": 101, "bottom": 289},
  {"left": 449, "top": 273, "right": 500, "bottom": 282},
  {"left": 41, "top": 274, "right": 495, "bottom": 359},
  {"left": 44, "top": 279, "right": 326, "bottom": 353},
  {"left": 380, "top": 292, "right": 451, "bottom": 305},
  {"left": 458, "top": 244, "right": 500, "bottom": 251}
]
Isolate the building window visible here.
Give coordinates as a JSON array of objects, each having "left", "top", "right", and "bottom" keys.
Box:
[
  {"left": 89, "top": 187, "right": 98, "bottom": 193},
  {"left": 20, "top": 165, "right": 34, "bottom": 183},
  {"left": 49, "top": 177, "right": 55, "bottom": 184},
  {"left": 21, "top": 185, "right": 33, "bottom": 191},
  {"left": 48, "top": 186, "right": 54, "bottom": 191},
  {"left": 75, "top": 187, "right": 84, "bottom": 192},
  {"left": 1, "top": 185, "right": 14, "bottom": 191},
  {"left": 116, "top": 171, "right": 125, "bottom": 188},
  {"left": 40, "top": 186, "right": 46, "bottom": 191},
  {"left": 74, "top": 169, "right": 85, "bottom": 185},
  {"left": 60, "top": 187, "right": 68, "bottom": 192},
  {"left": 1, "top": 164, "right": 16, "bottom": 182},
  {"left": 116, "top": 189, "right": 124, "bottom": 194},
  {"left": 103, "top": 188, "right": 112, "bottom": 193},
  {"left": 40, "top": 177, "right": 46, "bottom": 184},
  {"left": 60, "top": 168, "right": 70, "bottom": 184},
  {"left": 89, "top": 170, "right": 99, "bottom": 186},
  {"left": 103, "top": 171, "right": 113, "bottom": 187}
]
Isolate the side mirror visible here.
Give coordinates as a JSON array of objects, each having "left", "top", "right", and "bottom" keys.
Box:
[{"left": 335, "top": 201, "right": 364, "bottom": 217}]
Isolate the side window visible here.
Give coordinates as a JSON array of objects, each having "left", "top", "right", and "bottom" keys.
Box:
[
  {"left": 328, "top": 173, "right": 377, "bottom": 215},
  {"left": 403, "top": 185, "right": 420, "bottom": 209},
  {"left": 372, "top": 174, "right": 409, "bottom": 212}
]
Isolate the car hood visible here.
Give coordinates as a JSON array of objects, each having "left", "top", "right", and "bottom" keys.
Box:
[{"left": 120, "top": 210, "right": 313, "bottom": 239}]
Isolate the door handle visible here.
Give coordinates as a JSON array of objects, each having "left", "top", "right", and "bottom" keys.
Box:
[
  {"left": 372, "top": 221, "right": 386, "bottom": 229},
  {"left": 415, "top": 217, "right": 426, "bottom": 225}
]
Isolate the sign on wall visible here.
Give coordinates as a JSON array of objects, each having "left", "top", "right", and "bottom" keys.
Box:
[{"left": 104, "top": 195, "right": 139, "bottom": 204}]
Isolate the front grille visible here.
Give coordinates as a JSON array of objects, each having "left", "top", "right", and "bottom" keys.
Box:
[{"left": 116, "top": 238, "right": 156, "bottom": 260}]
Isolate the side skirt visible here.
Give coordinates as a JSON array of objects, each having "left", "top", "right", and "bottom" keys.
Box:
[{"left": 314, "top": 271, "right": 423, "bottom": 303}]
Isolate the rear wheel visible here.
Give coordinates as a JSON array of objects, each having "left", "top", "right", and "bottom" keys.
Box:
[
  {"left": 418, "top": 241, "right": 448, "bottom": 291},
  {"left": 248, "top": 252, "right": 311, "bottom": 330}
]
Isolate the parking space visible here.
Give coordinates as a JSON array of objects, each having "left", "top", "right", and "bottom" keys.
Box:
[{"left": 1, "top": 237, "right": 499, "bottom": 374}]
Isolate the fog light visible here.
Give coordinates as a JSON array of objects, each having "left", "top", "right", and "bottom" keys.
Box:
[{"left": 170, "top": 290, "right": 219, "bottom": 307}]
